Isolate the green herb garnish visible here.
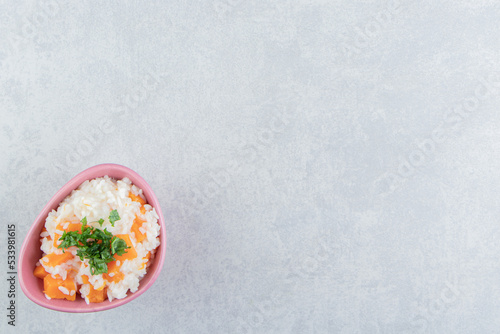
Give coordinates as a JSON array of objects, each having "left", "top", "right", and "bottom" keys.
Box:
[
  {"left": 111, "top": 237, "right": 128, "bottom": 256},
  {"left": 58, "top": 215, "right": 129, "bottom": 275},
  {"left": 109, "top": 210, "right": 120, "bottom": 227}
]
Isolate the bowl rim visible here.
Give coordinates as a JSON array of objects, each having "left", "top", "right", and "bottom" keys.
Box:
[{"left": 18, "top": 163, "right": 166, "bottom": 312}]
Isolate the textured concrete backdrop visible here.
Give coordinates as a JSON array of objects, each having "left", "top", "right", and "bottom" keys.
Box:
[{"left": 1, "top": 1, "right": 500, "bottom": 333}]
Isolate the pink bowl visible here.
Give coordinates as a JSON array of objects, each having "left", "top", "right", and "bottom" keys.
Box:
[{"left": 19, "top": 163, "right": 166, "bottom": 312}]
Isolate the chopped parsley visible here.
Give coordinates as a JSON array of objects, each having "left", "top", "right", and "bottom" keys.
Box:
[
  {"left": 57, "top": 213, "right": 129, "bottom": 275},
  {"left": 109, "top": 210, "right": 120, "bottom": 226}
]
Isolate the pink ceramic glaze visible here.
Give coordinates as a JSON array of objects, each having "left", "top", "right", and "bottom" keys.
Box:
[{"left": 19, "top": 164, "right": 166, "bottom": 312}]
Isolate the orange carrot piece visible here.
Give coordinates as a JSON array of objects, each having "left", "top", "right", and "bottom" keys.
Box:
[
  {"left": 87, "top": 286, "right": 106, "bottom": 303},
  {"left": 53, "top": 233, "right": 61, "bottom": 248},
  {"left": 53, "top": 222, "right": 81, "bottom": 247},
  {"left": 114, "top": 234, "right": 137, "bottom": 261},
  {"left": 102, "top": 235, "right": 136, "bottom": 283},
  {"left": 82, "top": 274, "right": 106, "bottom": 291},
  {"left": 139, "top": 252, "right": 151, "bottom": 270},
  {"left": 129, "top": 192, "right": 147, "bottom": 222},
  {"left": 58, "top": 222, "right": 82, "bottom": 232},
  {"left": 103, "top": 260, "right": 124, "bottom": 283},
  {"left": 42, "top": 252, "right": 74, "bottom": 267},
  {"left": 131, "top": 217, "right": 146, "bottom": 243},
  {"left": 43, "top": 275, "right": 76, "bottom": 301},
  {"left": 129, "top": 192, "right": 146, "bottom": 206},
  {"left": 33, "top": 265, "right": 49, "bottom": 279}
]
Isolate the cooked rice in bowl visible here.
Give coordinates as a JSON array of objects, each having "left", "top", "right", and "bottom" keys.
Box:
[{"left": 34, "top": 176, "right": 161, "bottom": 303}]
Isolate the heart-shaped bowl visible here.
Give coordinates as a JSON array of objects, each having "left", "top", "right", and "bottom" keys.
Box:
[{"left": 19, "top": 163, "right": 166, "bottom": 312}]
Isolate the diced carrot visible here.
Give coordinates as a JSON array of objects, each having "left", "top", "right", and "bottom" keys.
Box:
[
  {"left": 131, "top": 217, "right": 146, "bottom": 243},
  {"left": 107, "top": 260, "right": 119, "bottom": 272},
  {"left": 43, "top": 275, "right": 76, "bottom": 301},
  {"left": 81, "top": 274, "right": 107, "bottom": 291},
  {"left": 139, "top": 252, "right": 151, "bottom": 270},
  {"left": 53, "top": 222, "right": 81, "bottom": 247},
  {"left": 129, "top": 192, "right": 147, "bottom": 218},
  {"left": 33, "top": 265, "right": 49, "bottom": 279},
  {"left": 114, "top": 234, "right": 137, "bottom": 261},
  {"left": 87, "top": 286, "right": 106, "bottom": 303},
  {"left": 42, "top": 252, "right": 74, "bottom": 267},
  {"left": 103, "top": 260, "right": 124, "bottom": 283},
  {"left": 102, "top": 271, "right": 123, "bottom": 283},
  {"left": 53, "top": 233, "right": 61, "bottom": 248},
  {"left": 102, "top": 235, "right": 136, "bottom": 283},
  {"left": 129, "top": 192, "right": 146, "bottom": 205},
  {"left": 57, "top": 222, "right": 82, "bottom": 233}
]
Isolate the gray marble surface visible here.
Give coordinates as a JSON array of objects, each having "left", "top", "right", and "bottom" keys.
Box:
[{"left": 1, "top": 1, "right": 500, "bottom": 333}]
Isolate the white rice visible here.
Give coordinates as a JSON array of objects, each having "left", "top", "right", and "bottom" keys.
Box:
[
  {"left": 58, "top": 286, "right": 70, "bottom": 295},
  {"left": 38, "top": 176, "right": 161, "bottom": 303}
]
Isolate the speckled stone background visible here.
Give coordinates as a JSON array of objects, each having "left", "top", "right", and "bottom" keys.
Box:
[{"left": 1, "top": 1, "right": 500, "bottom": 333}]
